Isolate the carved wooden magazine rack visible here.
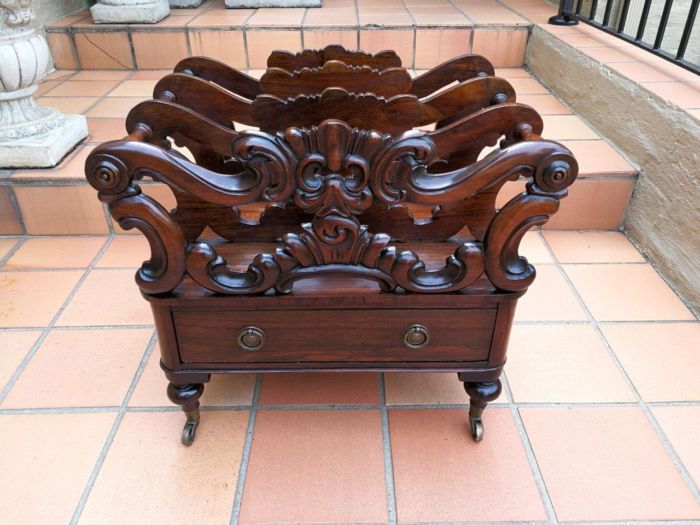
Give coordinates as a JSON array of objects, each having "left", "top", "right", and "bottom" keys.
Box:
[{"left": 86, "top": 46, "right": 578, "bottom": 446}]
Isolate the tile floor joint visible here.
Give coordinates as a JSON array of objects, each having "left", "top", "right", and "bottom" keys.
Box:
[
  {"left": 229, "top": 373, "right": 262, "bottom": 525},
  {"left": 538, "top": 230, "right": 700, "bottom": 504},
  {"left": 380, "top": 373, "right": 399, "bottom": 525},
  {"left": 69, "top": 329, "right": 157, "bottom": 524}
]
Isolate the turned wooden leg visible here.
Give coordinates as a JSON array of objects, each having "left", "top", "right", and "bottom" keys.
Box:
[
  {"left": 463, "top": 380, "right": 502, "bottom": 442},
  {"left": 167, "top": 382, "right": 204, "bottom": 446}
]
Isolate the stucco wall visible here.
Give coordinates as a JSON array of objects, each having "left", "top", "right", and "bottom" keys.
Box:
[
  {"left": 526, "top": 26, "right": 700, "bottom": 314},
  {"left": 33, "top": 0, "right": 95, "bottom": 27}
]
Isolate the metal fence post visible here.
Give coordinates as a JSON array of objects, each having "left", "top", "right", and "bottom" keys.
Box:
[{"left": 549, "top": 0, "right": 579, "bottom": 25}]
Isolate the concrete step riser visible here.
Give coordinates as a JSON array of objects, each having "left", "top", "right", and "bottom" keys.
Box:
[{"left": 47, "top": 26, "right": 529, "bottom": 70}]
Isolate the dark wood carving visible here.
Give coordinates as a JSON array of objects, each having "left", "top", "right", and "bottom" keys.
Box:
[
  {"left": 260, "top": 61, "right": 414, "bottom": 98},
  {"left": 267, "top": 45, "right": 403, "bottom": 70},
  {"left": 124, "top": 97, "right": 544, "bottom": 244},
  {"left": 251, "top": 88, "right": 423, "bottom": 134},
  {"left": 86, "top": 49, "right": 579, "bottom": 446},
  {"left": 175, "top": 50, "right": 495, "bottom": 99},
  {"left": 153, "top": 73, "right": 515, "bottom": 136},
  {"left": 175, "top": 56, "right": 261, "bottom": 100},
  {"left": 89, "top": 118, "right": 576, "bottom": 295},
  {"left": 411, "top": 54, "right": 495, "bottom": 98}
]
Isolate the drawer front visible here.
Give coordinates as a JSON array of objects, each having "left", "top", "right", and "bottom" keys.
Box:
[{"left": 174, "top": 309, "right": 496, "bottom": 364}]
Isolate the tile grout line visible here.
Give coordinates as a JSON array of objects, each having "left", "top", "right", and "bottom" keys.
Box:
[
  {"left": 4, "top": 399, "right": 700, "bottom": 416},
  {"left": 379, "top": 373, "right": 398, "bottom": 525},
  {"left": 0, "top": 324, "right": 154, "bottom": 331},
  {"left": 2, "top": 266, "right": 141, "bottom": 273},
  {"left": 623, "top": 234, "right": 700, "bottom": 320},
  {"left": 388, "top": 521, "right": 699, "bottom": 525},
  {"left": 0, "top": 236, "right": 115, "bottom": 404},
  {"left": 229, "top": 373, "right": 262, "bottom": 525},
  {"left": 353, "top": 0, "right": 360, "bottom": 50},
  {"left": 69, "top": 329, "right": 158, "bottom": 525},
  {"left": 446, "top": 0, "right": 477, "bottom": 52},
  {"left": 5, "top": 185, "right": 27, "bottom": 235},
  {"left": 501, "top": 374, "right": 559, "bottom": 523},
  {"left": 241, "top": 8, "right": 258, "bottom": 70},
  {"left": 397, "top": 0, "right": 417, "bottom": 70},
  {"left": 2, "top": 318, "right": 696, "bottom": 332},
  {"left": 299, "top": 7, "right": 309, "bottom": 49},
  {"left": 0, "top": 235, "right": 28, "bottom": 266},
  {"left": 537, "top": 230, "right": 700, "bottom": 503}
]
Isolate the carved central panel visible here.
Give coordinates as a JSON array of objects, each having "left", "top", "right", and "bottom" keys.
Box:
[{"left": 283, "top": 120, "right": 392, "bottom": 218}]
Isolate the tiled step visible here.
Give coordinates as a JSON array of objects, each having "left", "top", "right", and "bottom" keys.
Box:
[
  {"left": 47, "top": 0, "right": 531, "bottom": 70},
  {"left": 0, "top": 67, "right": 637, "bottom": 235}
]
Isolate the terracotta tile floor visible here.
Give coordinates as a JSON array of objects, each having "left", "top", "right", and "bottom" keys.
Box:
[{"left": 1, "top": 230, "right": 698, "bottom": 524}]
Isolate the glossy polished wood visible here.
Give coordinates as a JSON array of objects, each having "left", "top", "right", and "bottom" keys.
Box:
[
  {"left": 86, "top": 48, "right": 578, "bottom": 445},
  {"left": 176, "top": 47, "right": 496, "bottom": 98},
  {"left": 153, "top": 72, "right": 515, "bottom": 134}
]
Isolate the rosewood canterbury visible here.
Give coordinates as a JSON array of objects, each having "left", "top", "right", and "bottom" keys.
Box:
[{"left": 85, "top": 46, "right": 578, "bottom": 445}]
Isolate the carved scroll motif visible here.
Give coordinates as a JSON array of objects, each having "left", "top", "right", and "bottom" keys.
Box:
[
  {"left": 86, "top": 119, "right": 578, "bottom": 296},
  {"left": 85, "top": 151, "right": 188, "bottom": 294},
  {"left": 260, "top": 61, "right": 413, "bottom": 98},
  {"left": 267, "top": 45, "right": 403, "bottom": 70},
  {"left": 484, "top": 152, "right": 579, "bottom": 291},
  {"left": 252, "top": 88, "right": 423, "bottom": 135}
]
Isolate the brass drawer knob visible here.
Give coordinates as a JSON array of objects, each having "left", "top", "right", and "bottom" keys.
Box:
[
  {"left": 403, "top": 324, "right": 430, "bottom": 349},
  {"left": 238, "top": 327, "right": 266, "bottom": 351}
]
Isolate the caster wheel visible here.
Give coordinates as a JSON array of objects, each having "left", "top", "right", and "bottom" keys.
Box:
[
  {"left": 470, "top": 416, "right": 484, "bottom": 442},
  {"left": 181, "top": 418, "right": 199, "bottom": 446}
]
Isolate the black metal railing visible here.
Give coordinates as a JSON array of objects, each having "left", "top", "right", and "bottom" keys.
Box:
[{"left": 550, "top": 0, "right": 699, "bottom": 74}]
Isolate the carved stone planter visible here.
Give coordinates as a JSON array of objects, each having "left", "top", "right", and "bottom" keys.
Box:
[
  {"left": 0, "top": 0, "right": 87, "bottom": 168},
  {"left": 170, "top": 0, "right": 204, "bottom": 7},
  {"left": 225, "top": 0, "right": 321, "bottom": 7},
  {"left": 90, "top": 0, "right": 170, "bottom": 24}
]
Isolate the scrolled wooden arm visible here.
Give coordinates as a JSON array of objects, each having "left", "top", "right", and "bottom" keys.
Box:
[
  {"left": 483, "top": 148, "right": 579, "bottom": 292},
  {"left": 375, "top": 138, "right": 575, "bottom": 206},
  {"left": 87, "top": 137, "right": 297, "bottom": 207},
  {"left": 85, "top": 147, "right": 188, "bottom": 294}
]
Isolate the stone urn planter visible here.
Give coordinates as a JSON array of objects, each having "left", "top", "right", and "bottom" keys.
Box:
[
  {"left": 90, "top": 0, "right": 170, "bottom": 24},
  {"left": 0, "top": 0, "right": 87, "bottom": 168},
  {"left": 225, "top": 0, "right": 321, "bottom": 6}
]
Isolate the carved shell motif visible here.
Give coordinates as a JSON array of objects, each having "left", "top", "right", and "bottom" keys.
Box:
[{"left": 282, "top": 120, "right": 393, "bottom": 217}]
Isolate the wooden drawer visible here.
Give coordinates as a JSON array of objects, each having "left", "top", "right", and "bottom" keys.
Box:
[{"left": 173, "top": 308, "right": 496, "bottom": 364}]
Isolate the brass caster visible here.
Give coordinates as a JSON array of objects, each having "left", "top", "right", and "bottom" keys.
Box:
[
  {"left": 181, "top": 410, "right": 200, "bottom": 447},
  {"left": 470, "top": 416, "right": 484, "bottom": 442}
]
